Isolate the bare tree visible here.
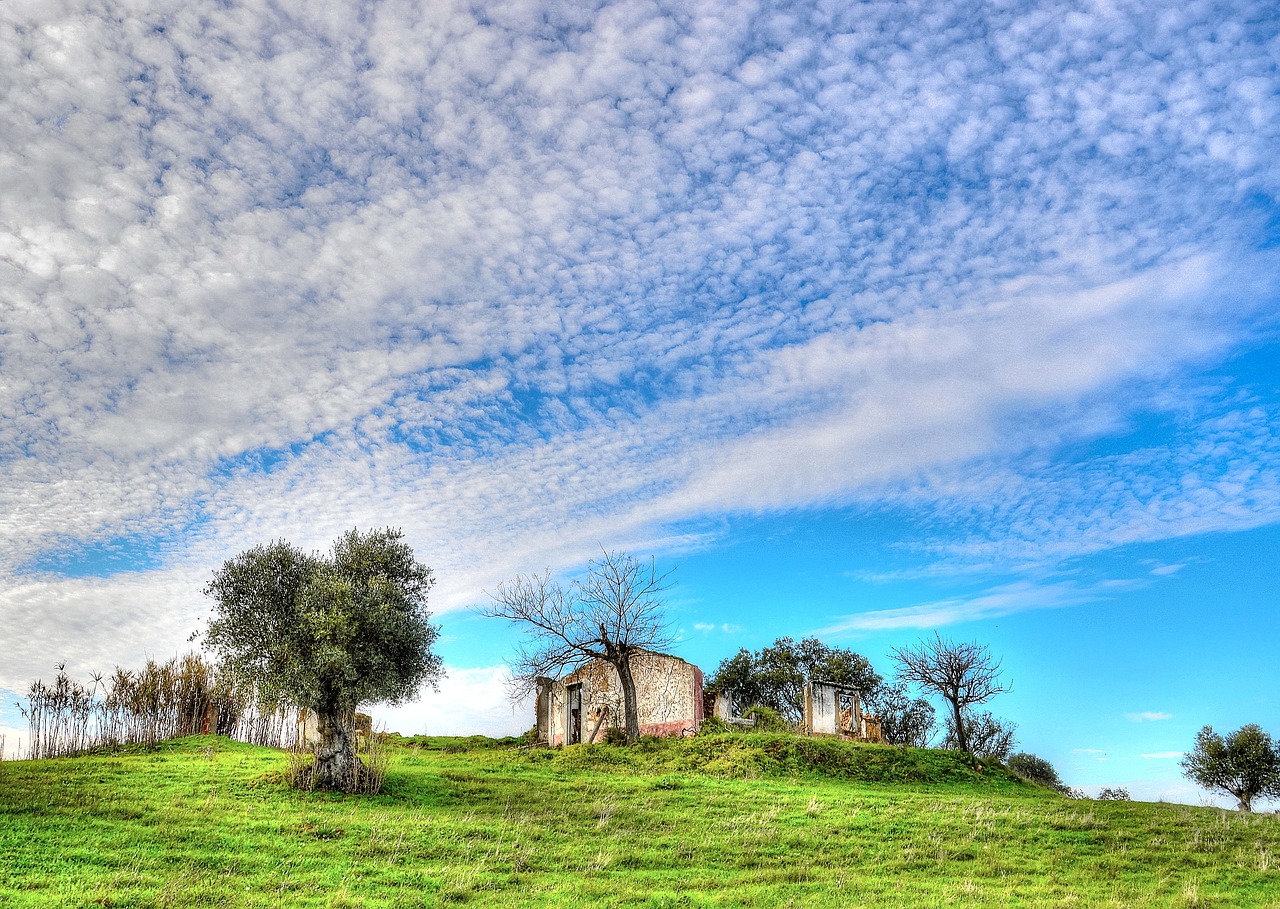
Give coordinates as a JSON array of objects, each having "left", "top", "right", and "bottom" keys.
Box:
[
  {"left": 891, "top": 633, "right": 1009, "bottom": 755},
  {"left": 483, "top": 551, "right": 675, "bottom": 744}
]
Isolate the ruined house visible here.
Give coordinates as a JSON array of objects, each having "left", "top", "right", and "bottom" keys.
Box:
[
  {"left": 535, "top": 651, "right": 705, "bottom": 745},
  {"left": 803, "top": 680, "right": 883, "bottom": 742}
]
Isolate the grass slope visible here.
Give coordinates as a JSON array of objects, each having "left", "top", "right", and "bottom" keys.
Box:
[{"left": 2, "top": 734, "right": 1278, "bottom": 908}]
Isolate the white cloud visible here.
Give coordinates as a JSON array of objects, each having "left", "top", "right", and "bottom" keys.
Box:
[
  {"left": 821, "top": 576, "right": 1138, "bottom": 634},
  {"left": 1126, "top": 712, "right": 1174, "bottom": 723},
  {"left": 692, "top": 622, "right": 743, "bottom": 634},
  {"left": 1141, "top": 751, "right": 1185, "bottom": 760},
  {"left": 369, "top": 665, "right": 530, "bottom": 739},
  {"left": 2, "top": 0, "right": 1279, "bottom": 686}
]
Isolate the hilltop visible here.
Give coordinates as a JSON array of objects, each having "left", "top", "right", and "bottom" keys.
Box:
[{"left": 2, "top": 734, "right": 1278, "bottom": 907}]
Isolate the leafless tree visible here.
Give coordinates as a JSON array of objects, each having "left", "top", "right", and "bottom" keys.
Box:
[
  {"left": 891, "top": 633, "right": 1009, "bottom": 755},
  {"left": 483, "top": 551, "right": 674, "bottom": 744}
]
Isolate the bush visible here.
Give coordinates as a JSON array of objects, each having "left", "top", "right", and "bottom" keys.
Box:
[
  {"left": 743, "top": 705, "right": 794, "bottom": 733},
  {"left": 1097, "top": 786, "right": 1131, "bottom": 801},
  {"left": 697, "top": 716, "right": 731, "bottom": 735},
  {"left": 1006, "top": 752, "right": 1068, "bottom": 793},
  {"left": 946, "top": 712, "right": 1016, "bottom": 761}
]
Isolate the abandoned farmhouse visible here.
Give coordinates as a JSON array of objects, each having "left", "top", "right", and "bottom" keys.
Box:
[{"left": 532, "top": 650, "right": 883, "bottom": 745}]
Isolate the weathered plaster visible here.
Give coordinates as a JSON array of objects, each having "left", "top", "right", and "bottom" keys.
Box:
[{"left": 536, "top": 652, "right": 704, "bottom": 745}]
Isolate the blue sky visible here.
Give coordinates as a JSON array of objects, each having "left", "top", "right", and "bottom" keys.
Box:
[{"left": 2, "top": 0, "right": 1278, "bottom": 805}]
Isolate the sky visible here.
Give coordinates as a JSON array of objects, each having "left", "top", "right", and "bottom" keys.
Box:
[{"left": 2, "top": 0, "right": 1278, "bottom": 806}]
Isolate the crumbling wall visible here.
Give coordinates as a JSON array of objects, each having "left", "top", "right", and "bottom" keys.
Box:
[
  {"left": 630, "top": 651, "right": 704, "bottom": 738},
  {"left": 804, "top": 680, "right": 861, "bottom": 738},
  {"left": 536, "top": 652, "right": 704, "bottom": 744}
]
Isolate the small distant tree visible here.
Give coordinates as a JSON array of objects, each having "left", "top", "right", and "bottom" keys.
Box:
[
  {"left": 1181, "top": 724, "right": 1280, "bottom": 812},
  {"left": 865, "top": 680, "right": 936, "bottom": 747},
  {"left": 706, "top": 636, "right": 881, "bottom": 725},
  {"left": 1096, "top": 787, "right": 1131, "bottom": 801},
  {"left": 1007, "top": 752, "right": 1067, "bottom": 793},
  {"left": 204, "top": 528, "right": 442, "bottom": 791},
  {"left": 891, "top": 633, "right": 1009, "bottom": 755},
  {"left": 483, "top": 551, "right": 674, "bottom": 744}
]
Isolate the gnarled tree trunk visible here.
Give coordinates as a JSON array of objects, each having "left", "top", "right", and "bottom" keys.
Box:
[{"left": 313, "top": 709, "right": 363, "bottom": 791}]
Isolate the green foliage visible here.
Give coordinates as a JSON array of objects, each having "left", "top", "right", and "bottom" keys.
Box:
[
  {"left": 205, "top": 528, "right": 441, "bottom": 718},
  {"left": 706, "top": 636, "right": 881, "bottom": 724},
  {"left": 205, "top": 528, "right": 441, "bottom": 791},
  {"left": 696, "top": 715, "right": 731, "bottom": 735},
  {"left": 865, "top": 679, "right": 937, "bottom": 747},
  {"left": 742, "top": 704, "right": 793, "bottom": 733},
  {"left": 542, "top": 732, "right": 1012, "bottom": 786},
  {"left": 6, "top": 735, "right": 1280, "bottom": 907},
  {"left": 1181, "top": 724, "right": 1280, "bottom": 812},
  {"left": 1098, "top": 787, "right": 1132, "bottom": 801},
  {"left": 944, "top": 711, "right": 1017, "bottom": 761},
  {"left": 1006, "top": 752, "right": 1068, "bottom": 793}
]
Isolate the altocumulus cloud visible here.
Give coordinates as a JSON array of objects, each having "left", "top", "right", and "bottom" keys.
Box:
[{"left": 2, "top": 0, "right": 1278, "bottom": 686}]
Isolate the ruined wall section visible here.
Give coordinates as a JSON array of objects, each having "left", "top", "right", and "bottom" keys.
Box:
[
  {"left": 804, "top": 680, "right": 882, "bottom": 741},
  {"left": 630, "top": 651, "right": 704, "bottom": 737},
  {"left": 536, "top": 652, "right": 704, "bottom": 744}
]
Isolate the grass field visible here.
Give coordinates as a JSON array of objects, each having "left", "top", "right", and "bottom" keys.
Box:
[{"left": 2, "top": 734, "right": 1278, "bottom": 907}]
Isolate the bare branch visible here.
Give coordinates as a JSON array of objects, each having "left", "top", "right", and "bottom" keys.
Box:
[
  {"left": 891, "top": 633, "right": 1009, "bottom": 755},
  {"left": 481, "top": 550, "right": 675, "bottom": 743}
]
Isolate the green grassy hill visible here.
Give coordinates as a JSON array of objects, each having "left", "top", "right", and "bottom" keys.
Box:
[{"left": 2, "top": 734, "right": 1277, "bottom": 907}]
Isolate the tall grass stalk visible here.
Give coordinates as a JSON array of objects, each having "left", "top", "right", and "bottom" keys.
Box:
[{"left": 19, "top": 655, "right": 300, "bottom": 758}]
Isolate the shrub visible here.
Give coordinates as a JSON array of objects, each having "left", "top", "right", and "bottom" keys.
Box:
[
  {"left": 743, "top": 705, "right": 793, "bottom": 733},
  {"left": 1007, "top": 752, "right": 1068, "bottom": 793},
  {"left": 1097, "top": 787, "right": 1131, "bottom": 801}
]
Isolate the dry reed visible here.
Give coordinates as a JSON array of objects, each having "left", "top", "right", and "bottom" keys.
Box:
[{"left": 19, "top": 654, "right": 301, "bottom": 759}]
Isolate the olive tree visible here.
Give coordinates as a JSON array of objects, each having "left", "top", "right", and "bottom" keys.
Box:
[
  {"left": 1181, "top": 724, "right": 1280, "bottom": 812},
  {"left": 204, "top": 528, "right": 442, "bottom": 791},
  {"left": 891, "top": 633, "right": 1009, "bottom": 755},
  {"left": 483, "top": 550, "right": 673, "bottom": 744}
]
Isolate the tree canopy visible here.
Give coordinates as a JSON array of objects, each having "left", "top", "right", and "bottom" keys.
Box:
[
  {"left": 864, "top": 679, "right": 937, "bottom": 747},
  {"left": 204, "top": 528, "right": 441, "bottom": 790},
  {"left": 707, "top": 636, "right": 881, "bottom": 725},
  {"left": 1181, "top": 724, "right": 1280, "bottom": 812},
  {"left": 1007, "top": 752, "right": 1068, "bottom": 793}
]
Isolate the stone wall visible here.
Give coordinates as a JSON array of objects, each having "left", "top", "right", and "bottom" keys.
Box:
[{"left": 536, "top": 651, "right": 704, "bottom": 744}]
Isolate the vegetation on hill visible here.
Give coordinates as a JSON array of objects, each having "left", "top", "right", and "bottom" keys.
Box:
[{"left": 3, "top": 734, "right": 1278, "bottom": 907}]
